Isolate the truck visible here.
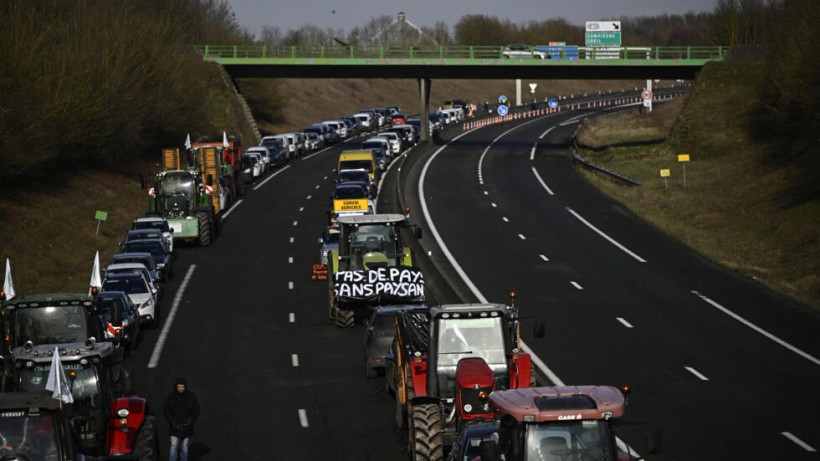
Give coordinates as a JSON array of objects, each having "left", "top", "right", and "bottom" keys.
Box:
[
  {"left": 478, "top": 385, "right": 661, "bottom": 461},
  {"left": 191, "top": 134, "right": 247, "bottom": 202},
  {"left": 326, "top": 213, "right": 423, "bottom": 327},
  {"left": 390, "top": 300, "right": 544, "bottom": 460},
  {"left": 147, "top": 146, "right": 225, "bottom": 246}
]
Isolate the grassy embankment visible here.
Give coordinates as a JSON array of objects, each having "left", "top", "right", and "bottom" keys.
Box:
[{"left": 575, "top": 62, "right": 819, "bottom": 310}]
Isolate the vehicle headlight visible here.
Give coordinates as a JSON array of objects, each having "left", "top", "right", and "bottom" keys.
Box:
[
  {"left": 142, "top": 298, "right": 154, "bottom": 309},
  {"left": 157, "top": 263, "right": 165, "bottom": 269}
]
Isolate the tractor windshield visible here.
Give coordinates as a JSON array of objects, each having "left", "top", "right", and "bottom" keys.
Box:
[
  {"left": 162, "top": 172, "right": 195, "bottom": 200},
  {"left": 12, "top": 305, "right": 89, "bottom": 348},
  {"left": 347, "top": 224, "right": 398, "bottom": 270},
  {"left": 436, "top": 317, "right": 506, "bottom": 397},
  {"left": 524, "top": 420, "right": 615, "bottom": 461},
  {"left": 0, "top": 413, "right": 60, "bottom": 461}
]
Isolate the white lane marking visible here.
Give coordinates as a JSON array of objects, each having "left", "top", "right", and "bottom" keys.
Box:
[
  {"left": 478, "top": 122, "right": 534, "bottom": 185},
  {"left": 518, "top": 234, "right": 526, "bottom": 240},
  {"left": 289, "top": 313, "right": 295, "bottom": 323},
  {"left": 616, "top": 317, "right": 634, "bottom": 328},
  {"left": 292, "top": 354, "right": 300, "bottom": 367},
  {"left": 298, "top": 409, "right": 309, "bottom": 428},
  {"left": 539, "top": 126, "right": 556, "bottom": 140},
  {"left": 148, "top": 265, "right": 196, "bottom": 368},
  {"left": 288, "top": 281, "right": 294, "bottom": 290},
  {"left": 315, "top": 184, "right": 320, "bottom": 189},
  {"left": 491, "top": 202, "right": 497, "bottom": 208},
  {"left": 692, "top": 291, "right": 820, "bottom": 367},
  {"left": 299, "top": 206, "right": 304, "bottom": 212},
  {"left": 221, "top": 199, "right": 243, "bottom": 219},
  {"left": 253, "top": 165, "right": 290, "bottom": 190},
  {"left": 529, "top": 143, "right": 537, "bottom": 161},
  {"left": 685, "top": 366, "right": 709, "bottom": 381},
  {"left": 571, "top": 281, "right": 583, "bottom": 290},
  {"left": 566, "top": 207, "right": 647, "bottom": 263},
  {"left": 293, "top": 221, "right": 298, "bottom": 226},
  {"left": 532, "top": 167, "right": 555, "bottom": 196},
  {"left": 483, "top": 191, "right": 488, "bottom": 195},
  {"left": 301, "top": 145, "right": 332, "bottom": 160},
  {"left": 502, "top": 217, "right": 509, "bottom": 222},
  {"left": 539, "top": 254, "right": 549, "bottom": 262},
  {"left": 781, "top": 432, "right": 816, "bottom": 452},
  {"left": 419, "top": 132, "right": 564, "bottom": 388},
  {"left": 288, "top": 257, "right": 293, "bottom": 264},
  {"left": 307, "top": 195, "right": 312, "bottom": 200},
  {"left": 289, "top": 237, "right": 294, "bottom": 243},
  {"left": 323, "top": 176, "right": 328, "bottom": 180},
  {"left": 478, "top": 146, "right": 491, "bottom": 185}
]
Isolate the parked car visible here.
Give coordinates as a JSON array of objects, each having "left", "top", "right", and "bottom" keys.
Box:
[
  {"left": 304, "top": 131, "right": 323, "bottom": 150},
  {"left": 336, "top": 168, "right": 376, "bottom": 197},
  {"left": 260, "top": 136, "right": 287, "bottom": 160},
  {"left": 242, "top": 152, "right": 262, "bottom": 180},
  {"left": 245, "top": 146, "right": 272, "bottom": 172},
  {"left": 323, "top": 120, "right": 348, "bottom": 139},
  {"left": 446, "top": 421, "right": 501, "bottom": 461},
  {"left": 121, "top": 239, "right": 173, "bottom": 281},
  {"left": 388, "top": 113, "right": 407, "bottom": 125},
  {"left": 131, "top": 216, "right": 174, "bottom": 253},
  {"left": 103, "top": 262, "right": 161, "bottom": 301},
  {"left": 387, "top": 124, "right": 416, "bottom": 146},
  {"left": 353, "top": 113, "right": 373, "bottom": 131},
  {"left": 100, "top": 272, "right": 158, "bottom": 326},
  {"left": 366, "top": 147, "right": 388, "bottom": 172},
  {"left": 120, "top": 229, "right": 169, "bottom": 253},
  {"left": 364, "top": 306, "right": 417, "bottom": 378},
  {"left": 317, "top": 224, "right": 341, "bottom": 266},
  {"left": 376, "top": 131, "right": 402, "bottom": 156},
  {"left": 93, "top": 290, "right": 141, "bottom": 349},
  {"left": 502, "top": 43, "right": 547, "bottom": 59},
  {"left": 107, "top": 252, "right": 160, "bottom": 285},
  {"left": 303, "top": 124, "right": 332, "bottom": 146}
]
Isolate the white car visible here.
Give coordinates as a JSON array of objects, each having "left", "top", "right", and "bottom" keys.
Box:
[
  {"left": 103, "top": 262, "right": 161, "bottom": 301},
  {"left": 502, "top": 44, "right": 547, "bottom": 59},
  {"left": 245, "top": 146, "right": 271, "bottom": 173},
  {"left": 376, "top": 131, "right": 402, "bottom": 157},
  {"left": 131, "top": 216, "right": 174, "bottom": 253},
  {"left": 242, "top": 152, "right": 263, "bottom": 179},
  {"left": 323, "top": 121, "right": 348, "bottom": 139}
]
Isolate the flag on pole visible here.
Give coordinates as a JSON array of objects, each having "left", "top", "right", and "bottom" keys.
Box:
[
  {"left": 222, "top": 131, "right": 229, "bottom": 148},
  {"left": 3, "top": 258, "right": 15, "bottom": 301},
  {"left": 45, "top": 347, "right": 74, "bottom": 404},
  {"left": 88, "top": 251, "right": 101, "bottom": 296},
  {"left": 184, "top": 133, "right": 192, "bottom": 150}
]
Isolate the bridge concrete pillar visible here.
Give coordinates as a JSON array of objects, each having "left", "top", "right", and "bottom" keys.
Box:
[{"left": 418, "top": 77, "right": 431, "bottom": 143}]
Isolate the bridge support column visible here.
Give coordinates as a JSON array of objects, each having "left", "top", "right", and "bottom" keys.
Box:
[{"left": 418, "top": 77, "right": 431, "bottom": 143}]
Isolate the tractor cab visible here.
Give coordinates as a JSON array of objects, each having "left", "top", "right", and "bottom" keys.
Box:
[{"left": 159, "top": 171, "right": 196, "bottom": 218}]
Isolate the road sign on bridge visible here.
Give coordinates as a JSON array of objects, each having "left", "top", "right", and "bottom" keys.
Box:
[{"left": 585, "top": 21, "right": 622, "bottom": 46}]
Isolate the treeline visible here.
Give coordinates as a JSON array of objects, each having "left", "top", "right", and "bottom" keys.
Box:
[{"left": 0, "top": 0, "right": 283, "bottom": 186}]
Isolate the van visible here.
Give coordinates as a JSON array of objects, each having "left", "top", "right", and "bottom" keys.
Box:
[
  {"left": 337, "top": 150, "right": 378, "bottom": 186},
  {"left": 353, "top": 113, "right": 373, "bottom": 130}
]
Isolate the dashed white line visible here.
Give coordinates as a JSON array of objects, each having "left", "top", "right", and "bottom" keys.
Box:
[
  {"left": 292, "top": 221, "right": 298, "bottom": 226},
  {"left": 315, "top": 184, "right": 320, "bottom": 189},
  {"left": 685, "top": 366, "right": 709, "bottom": 381},
  {"left": 692, "top": 291, "right": 820, "bottom": 367},
  {"left": 570, "top": 281, "right": 583, "bottom": 290},
  {"left": 529, "top": 143, "right": 537, "bottom": 161},
  {"left": 299, "top": 206, "right": 304, "bottom": 212},
  {"left": 149, "top": 265, "right": 196, "bottom": 368},
  {"left": 539, "top": 126, "right": 556, "bottom": 140},
  {"left": 253, "top": 165, "right": 290, "bottom": 190},
  {"left": 502, "top": 217, "right": 509, "bottom": 222},
  {"left": 307, "top": 195, "right": 312, "bottom": 200},
  {"left": 491, "top": 202, "right": 497, "bottom": 208},
  {"left": 289, "top": 313, "right": 295, "bottom": 323},
  {"left": 781, "top": 432, "right": 816, "bottom": 452},
  {"left": 288, "top": 257, "right": 293, "bottom": 264},
  {"left": 518, "top": 234, "right": 526, "bottom": 240},
  {"left": 288, "top": 281, "right": 294, "bottom": 290},
  {"left": 616, "top": 317, "right": 634, "bottom": 328},
  {"left": 539, "top": 254, "right": 549, "bottom": 262},
  {"left": 566, "top": 207, "right": 647, "bottom": 263},
  {"left": 289, "top": 237, "right": 294, "bottom": 243},
  {"left": 298, "top": 409, "right": 309, "bottom": 428},
  {"left": 291, "top": 354, "right": 300, "bottom": 367},
  {"left": 483, "top": 191, "right": 489, "bottom": 195},
  {"left": 532, "top": 167, "right": 555, "bottom": 196}
]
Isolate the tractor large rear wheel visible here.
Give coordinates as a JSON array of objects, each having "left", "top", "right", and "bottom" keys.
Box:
[
  {"left": 132, "top": 414, "right": 159, "bottom": 460},
  {"left": 334, "top": 308, "right": 355, "bottom": 328},
  {"left": 410, "top": 403, "right": 443, "bottom": 461},
  {"left": 196, "top": 211, "right": 211, "bottom": 246}
]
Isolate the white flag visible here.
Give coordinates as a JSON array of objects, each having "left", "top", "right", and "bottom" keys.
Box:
[
  {"left": 88, "top": 251, "right": 101, "bottom": 296},
  {"left": 3, "top": 258, "right": 15, "bottom": 301},
  {"left": 184, "top": 133, "right": 192, "bottom": 150},
  {"left": 45, "top": 347, "right": 74, "bottom": 404},
  {"left": 222, "top": 131, "right": 229, "bottom": 148}
]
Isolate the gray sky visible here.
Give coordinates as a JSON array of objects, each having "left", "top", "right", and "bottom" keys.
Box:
[{"left": 227, "top": 0, "right": 717, "bottom": 38}]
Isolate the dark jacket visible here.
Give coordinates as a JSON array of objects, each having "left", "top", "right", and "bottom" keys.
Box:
[{"left": 163, "top": 378, "right": 200, "bottom": 438}]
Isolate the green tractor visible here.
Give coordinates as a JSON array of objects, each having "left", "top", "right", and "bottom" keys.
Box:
[{"left": 148, "top": 147, "right": 224, "bottom": 246}]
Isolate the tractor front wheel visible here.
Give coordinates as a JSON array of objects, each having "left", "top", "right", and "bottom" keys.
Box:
[
  {"left": 132, "top": 414, "right": 159, "bottom": 460},
  {"left": 410, "top": 403, "right": 443, "bottom": 461},
  {"left": 196, "top": 211, "right": 211, "bottom": 246}
]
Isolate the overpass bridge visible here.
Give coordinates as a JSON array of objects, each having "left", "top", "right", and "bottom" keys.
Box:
[{"left": 197, "top": 44, "right": 726, "bottom": 139}]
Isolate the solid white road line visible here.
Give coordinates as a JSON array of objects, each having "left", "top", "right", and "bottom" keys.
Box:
[
  {"left": 684, "top": 366, "right": 709, "bottom": 381},
  {"left": 616, "top": 317, "right": 634, "bottom": 328},
  {"left": 539, "top": 126, "right": 556, "bottom": 140},
  {"left": 253, "top": 165, "right": 290, "bottom": 191},
  {"left": 221, "top": 199, "right": 243, "bottom": 219},
  {"left": 781, "top": 432, "right": 816, "bottom": 452},
  {"left": 692, "top": 291, "right": 820, "bottom": 367},
  {"left": 566, "top": 207, "right": 647, "bottom": 263},
  {"left": 148, "top": 265, "right": 196, "bottom": 369},
  {"left": 532, "top": 167, "right": 555, "bottom": 196}
]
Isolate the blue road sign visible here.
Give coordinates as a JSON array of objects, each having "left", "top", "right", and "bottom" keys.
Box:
[
  {"left": 498, "top": 95, "right": 508, "bottom": 105},
  {"left": 549, "top": 98, "right": 558, "bottom": 108},
  {"left": 497, "top": 105, "right": 509, "bottom": 116}
]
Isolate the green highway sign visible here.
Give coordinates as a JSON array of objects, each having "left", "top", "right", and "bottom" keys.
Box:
[{"left": 585, "top": 21, "right": 622, "bottom": 46}]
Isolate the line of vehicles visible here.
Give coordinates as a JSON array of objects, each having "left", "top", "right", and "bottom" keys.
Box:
[{"left": 309, "top": 101, "right": 662, "bottom": 461}]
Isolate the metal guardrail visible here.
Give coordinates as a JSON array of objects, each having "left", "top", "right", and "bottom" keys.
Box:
[{"left": 196, "top": 45, "right": 727, "bottom": 63}]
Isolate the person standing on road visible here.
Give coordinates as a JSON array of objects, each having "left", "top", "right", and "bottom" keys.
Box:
[{"left": 164, "top": 377, "right": 200, "bottom": 461}]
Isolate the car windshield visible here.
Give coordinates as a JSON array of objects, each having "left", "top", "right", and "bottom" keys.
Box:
[
  {"left": 12, "top": 305, "right": 88, "bottom": 347},
  {"left": 161, "top": 172, "right": 194, "bottom": 198},
  {"left": 127, "top": 231, "right": 160, "bottom": 241},
  {"left": 102, "top": 278, "right": 148, "bottom": 294},
  {"left": 0, "top": 413, "right": 60, "bottom": 460},
  {"left": 123, "top": 241, "right": 164, "bottom": 256},
  {"left": 334, "top": 186, "right": 367, "bottom": 199},
  {"left": 339, "top": 160, "right": 372, "bottom": 173},
  {"left": 348, "top": 224, "right": 398, "bottom": 269},
  {"left": 436, "top": 317, "right": 506, "bottom": 397},
  {"left": 338, "top": 170, "right": 369, "bottom": 183},
  {"left": 132, "top": 220, "right": 168, "bottom": 232},
  {"left": 525, "top": 420, "right": 615, "bottom": 461},
  {"left": 109, "top": 255, "right": 155, "bottom": 270}
]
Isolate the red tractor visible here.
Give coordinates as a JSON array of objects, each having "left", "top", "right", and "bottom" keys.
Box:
[{"left": 389, "top": 300, "right": 544, "bottom": 460}]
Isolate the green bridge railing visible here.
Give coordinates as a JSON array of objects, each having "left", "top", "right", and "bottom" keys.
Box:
[{"left": 196, "top": 45, "right": 727, "bottom": 64}]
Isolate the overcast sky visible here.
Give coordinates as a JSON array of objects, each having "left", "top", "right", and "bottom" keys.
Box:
[{"left": 226, "top": 0, "right": 717, "bottom": 38}]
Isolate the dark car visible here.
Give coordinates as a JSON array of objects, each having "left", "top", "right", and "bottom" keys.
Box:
[
  {"left": 93, "top": 290, "right": 141, "bottom": 349},
  {"left": 107, "top": 252, "right": 160, "bottom": 285},
  {"left": 121, "top": 239, "right": 173, "bottom": 281},
  {"left": 119, "top": 229, "right": 169, "bottom": 253},
  {"left": 446, "top": 421, "right": 500, "bottom": 461},
  {"left": 364, "top": 305, "right": 423, "bottom": 378}
]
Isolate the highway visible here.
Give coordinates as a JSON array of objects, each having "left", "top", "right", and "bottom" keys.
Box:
[{"left": 129, "top": 105, "right": 820, "bottom": 460}]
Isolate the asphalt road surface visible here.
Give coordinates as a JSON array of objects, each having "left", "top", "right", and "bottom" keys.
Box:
[{"left": 128, "top": 106, "right": 820, "bottom": 460}]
